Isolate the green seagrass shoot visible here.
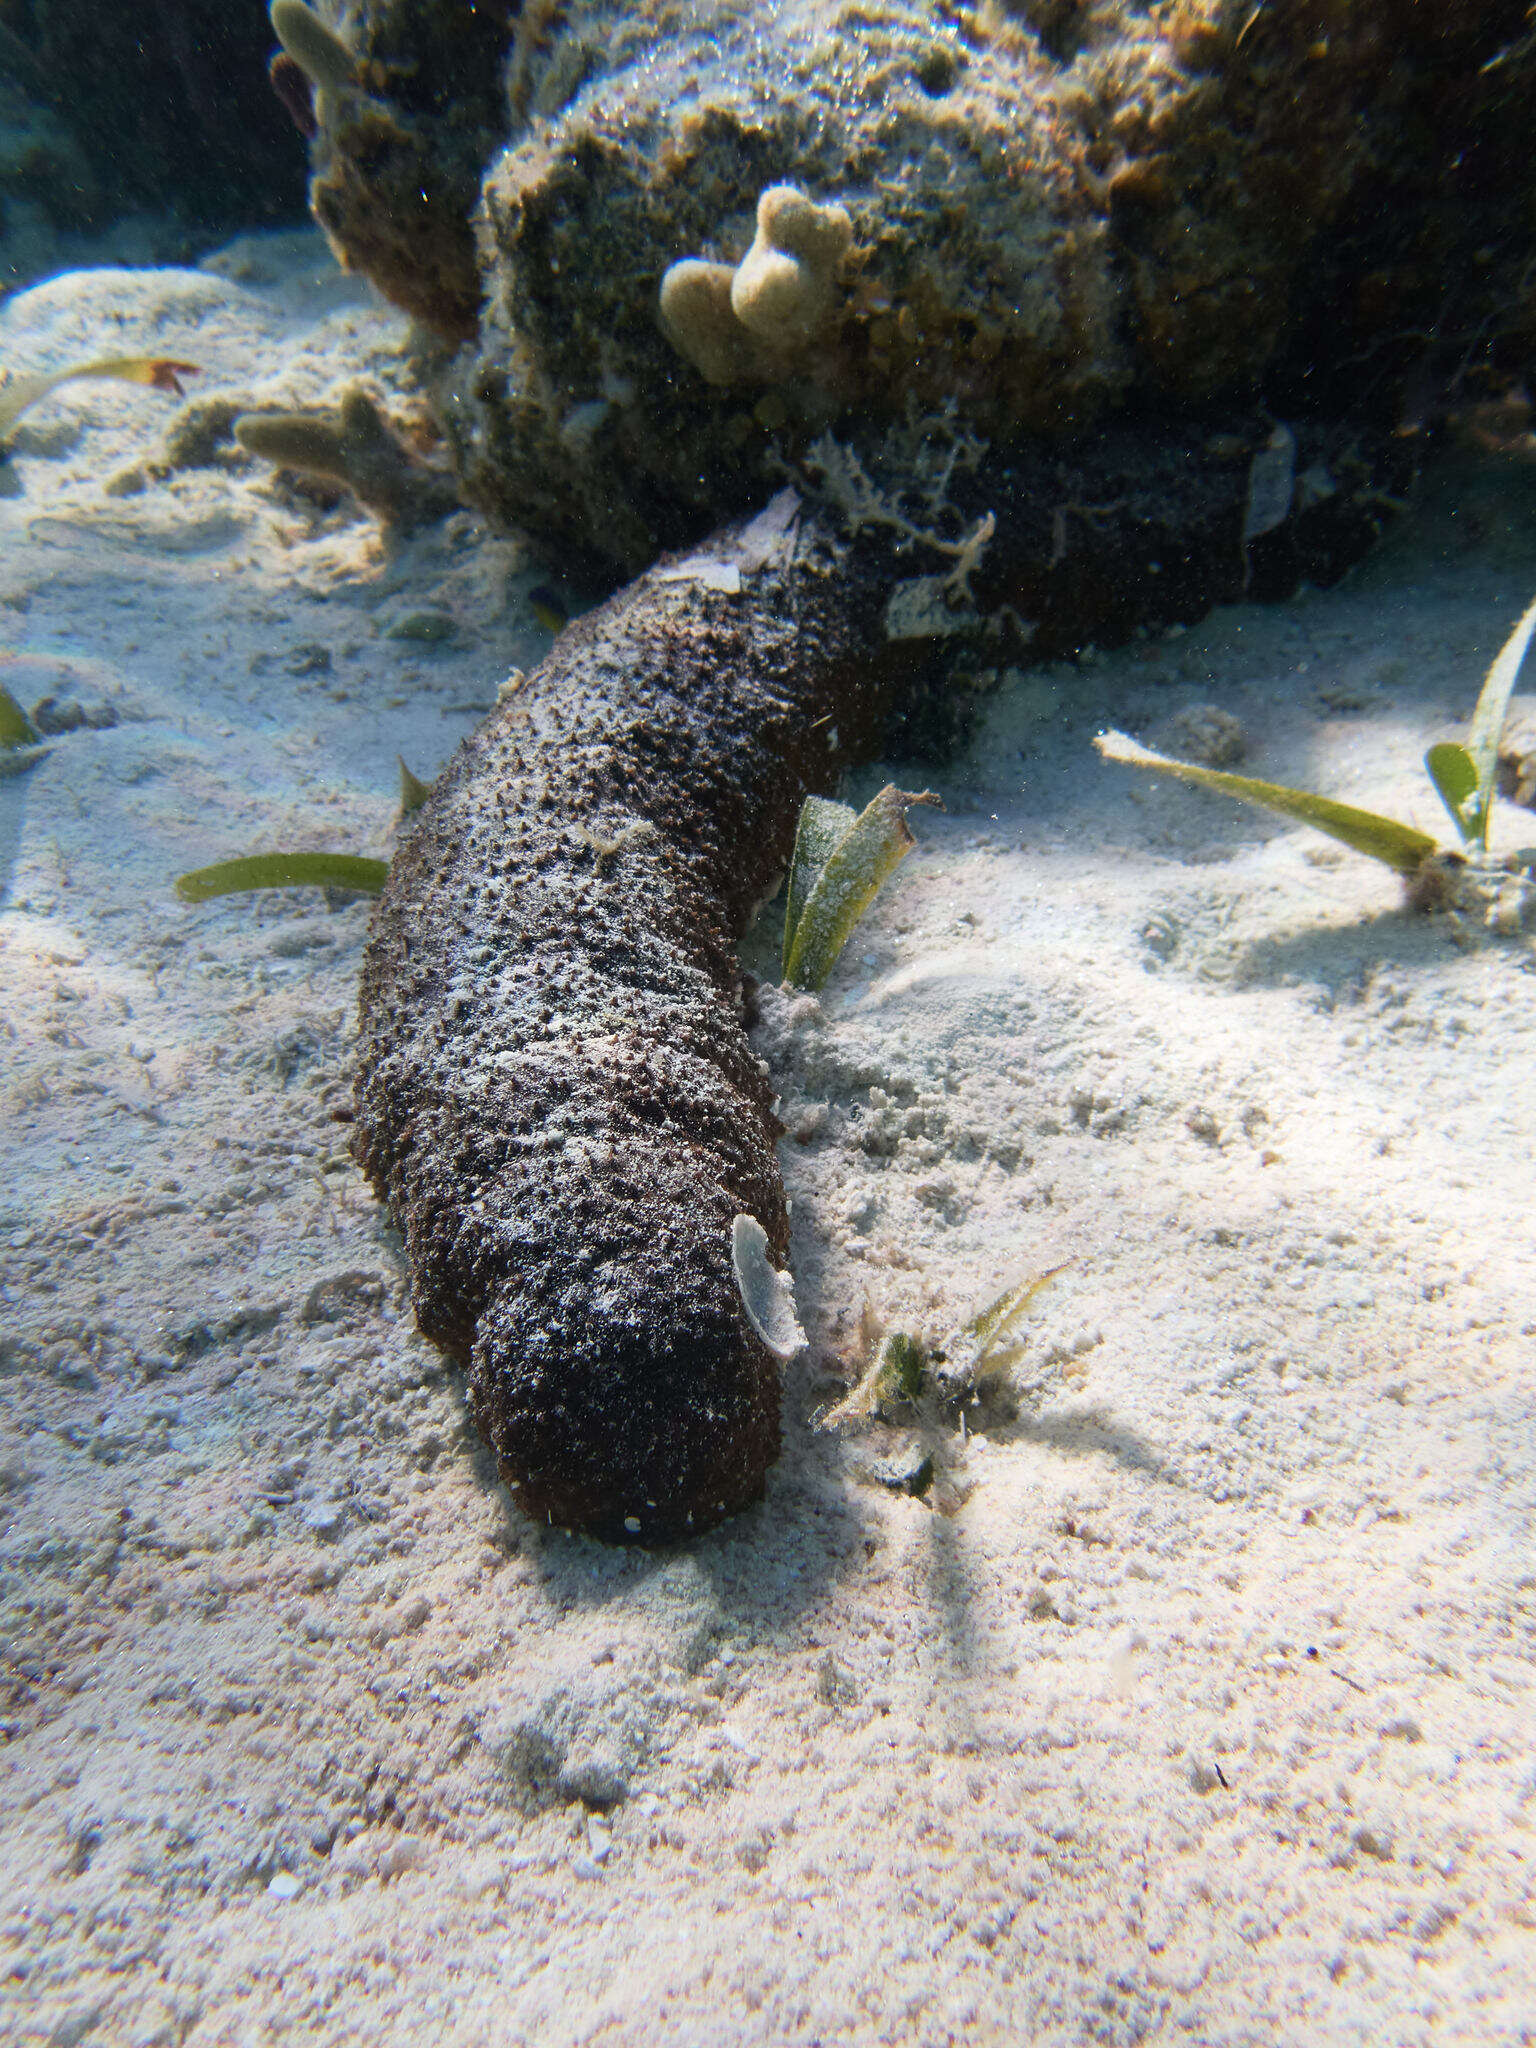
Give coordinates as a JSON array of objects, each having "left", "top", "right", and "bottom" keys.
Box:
[
  {"left": 781, "top": 783, "right": 939, "bottom": 989},
  {"left": 173, "top": 763, "right": 437, "bottom": 903},
  {"left": 1096, "top": 594, "right": 1536, "bottom": 923},
  {"left": 174, "top": 853, "right": 389, "bottom": 903},
  {"left": 0, "top": 681, "right": 41, "bottom": 750}
]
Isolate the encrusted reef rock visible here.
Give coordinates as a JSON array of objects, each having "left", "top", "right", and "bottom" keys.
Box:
[
  {"left": 270, "top": 0, "right": 520, "bottom": 340},
  {"left": 284, "top": 0, "right": 1534, "bottom": 576}
]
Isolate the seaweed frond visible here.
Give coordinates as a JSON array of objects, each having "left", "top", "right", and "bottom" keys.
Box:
[
  {"left": 1425, "top": 593, "right": 1536, "bottom": 854},
  {"left": 1095, "top": 730, "right": 1439, "bottom": 875},
  {"left": 175, "top": 853, "right": 389, "bottom": 902},
  {"left": 936, "top": 1267, "right": 1068, "bottom": 1395},
  {"left": 0, "top": 358, "right": 199, "bottom": 453},
  {"left": 0, "top": 683, "right": 41, "bottom": 750},
  {"left": 398, "top": 757, "right": 432, "bottom": 818},
  {"left": 820, "top": 1325, "right": 928, "bottom": 1429},
  {"left": 820, "top": 1266, "right": 1065, "bottom": 1428}
]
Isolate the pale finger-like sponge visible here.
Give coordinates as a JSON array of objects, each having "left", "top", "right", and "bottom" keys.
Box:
[
  {"left": 730, "top": 185, "right": 853, "bottom": 344},
  {"left": 269, "top": 0, "right": 357, "bottom": 100},
  {"left": 234, "top": 387, "right": 459, "bottom": 531},
  {"left": 657, "top": 259, "right": 759, "bottom": 387},
  {"left": 659, "top": 185, "right": 855, "bottom": 386}
]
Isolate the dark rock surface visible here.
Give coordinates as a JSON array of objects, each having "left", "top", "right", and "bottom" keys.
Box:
[{"left": 1, "top": 0, "right": 306, "bottom": 235}]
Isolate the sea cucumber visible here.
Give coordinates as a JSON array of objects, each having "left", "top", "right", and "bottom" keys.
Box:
[
  {"left": 353, "top": 412, "right": 1412, "bottom": 1542},
  {"left": 353, "top": 495, "right": 907, "bottom": 1542}
]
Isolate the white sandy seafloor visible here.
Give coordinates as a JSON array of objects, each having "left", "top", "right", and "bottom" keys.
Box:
[{"left": 1, "top": 231, "right": 1534, "bottom": 2048}]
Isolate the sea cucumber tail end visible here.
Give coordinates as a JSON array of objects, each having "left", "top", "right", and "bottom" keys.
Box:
[{"left": 467, "top": 1156, "right": 784, "bottom": 1543}]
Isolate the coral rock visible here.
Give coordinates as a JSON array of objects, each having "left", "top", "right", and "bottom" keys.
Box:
[{"left": 306, "top": 0, "right": 1533, "bottom": 574}]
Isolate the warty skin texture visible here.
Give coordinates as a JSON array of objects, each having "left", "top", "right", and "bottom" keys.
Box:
[{"left": 354, "top": 505, "right": 905, "bottom": 1541}]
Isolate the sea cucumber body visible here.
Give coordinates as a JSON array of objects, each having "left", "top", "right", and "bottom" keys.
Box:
[
  {"left": 354, "top": 413, "right": 1411, "bottom": 1541},
  {"left": 354, "top": 505, "right": 896, "bottom": 1540}
]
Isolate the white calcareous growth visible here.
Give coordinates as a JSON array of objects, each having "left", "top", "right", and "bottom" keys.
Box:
[
  {"left": 659, "top": 184, "right": 855, "bottom": 385},
  {"left": 730, "top": 1214, "right": 806, "bottom": 1360}
]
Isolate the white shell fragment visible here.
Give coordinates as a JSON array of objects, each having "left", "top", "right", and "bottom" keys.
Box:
[
  {"left": 1241, "top": 421, "right": 1297, "bottom": 543},
  {"left": 730, "top": 1214, "right": 806, "bottom": 1360},
  {"left": 656, "top": 557, "right": 743, "bottom": 593},
  {"left": 735, "top": 487, "right": 801, "bottom": 571}
]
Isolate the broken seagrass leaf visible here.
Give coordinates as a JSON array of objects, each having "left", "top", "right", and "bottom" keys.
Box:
[
  {"left": 1094, "top": 730, "right": 1437, "bottom": 876},
  {"left": 783, "top": 793, "right": 854, "bottom": 968},
  {"left": 175, "top": 852, "right": 389, "bottom": 902},
  {"left": 1425, "top": 741, "right": 1481, "bottom": 848},
  {"left": 0, "top": 681, "right": 48, "bottom": 776},
  {"left": 0, "top": 357, "right": 199, "bottom": 451},
  {"left": 1460, "top": 592, "right": 1536, "bottom": 853},
  {"left": 398, "top": 756, "right": 432, "bottom": 817},
  {"left": 0, "top": 681, "right": 41, "bottom": 748},
  {"left": 782, "top": 783, "right": 941, "bottom": 989},
  {"left": 940, "top": 1265, "right": 1067, "bottom": 1391}
]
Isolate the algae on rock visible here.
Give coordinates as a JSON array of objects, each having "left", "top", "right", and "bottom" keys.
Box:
[{"left": 285, "top": 0, "right": 1536, "bottom": 584}]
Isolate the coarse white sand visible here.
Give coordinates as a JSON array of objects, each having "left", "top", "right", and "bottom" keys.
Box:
[{"left": 2, "top": 233, "right": 1534, "bottom": 2048}]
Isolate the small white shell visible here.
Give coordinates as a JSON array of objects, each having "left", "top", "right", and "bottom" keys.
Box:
[
  {"left": 730, "top": 1214, "right": 806, "bottom": 1361},
  {"left": 1241, "top": 422, "right": 1296, "bottom": 543}
]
